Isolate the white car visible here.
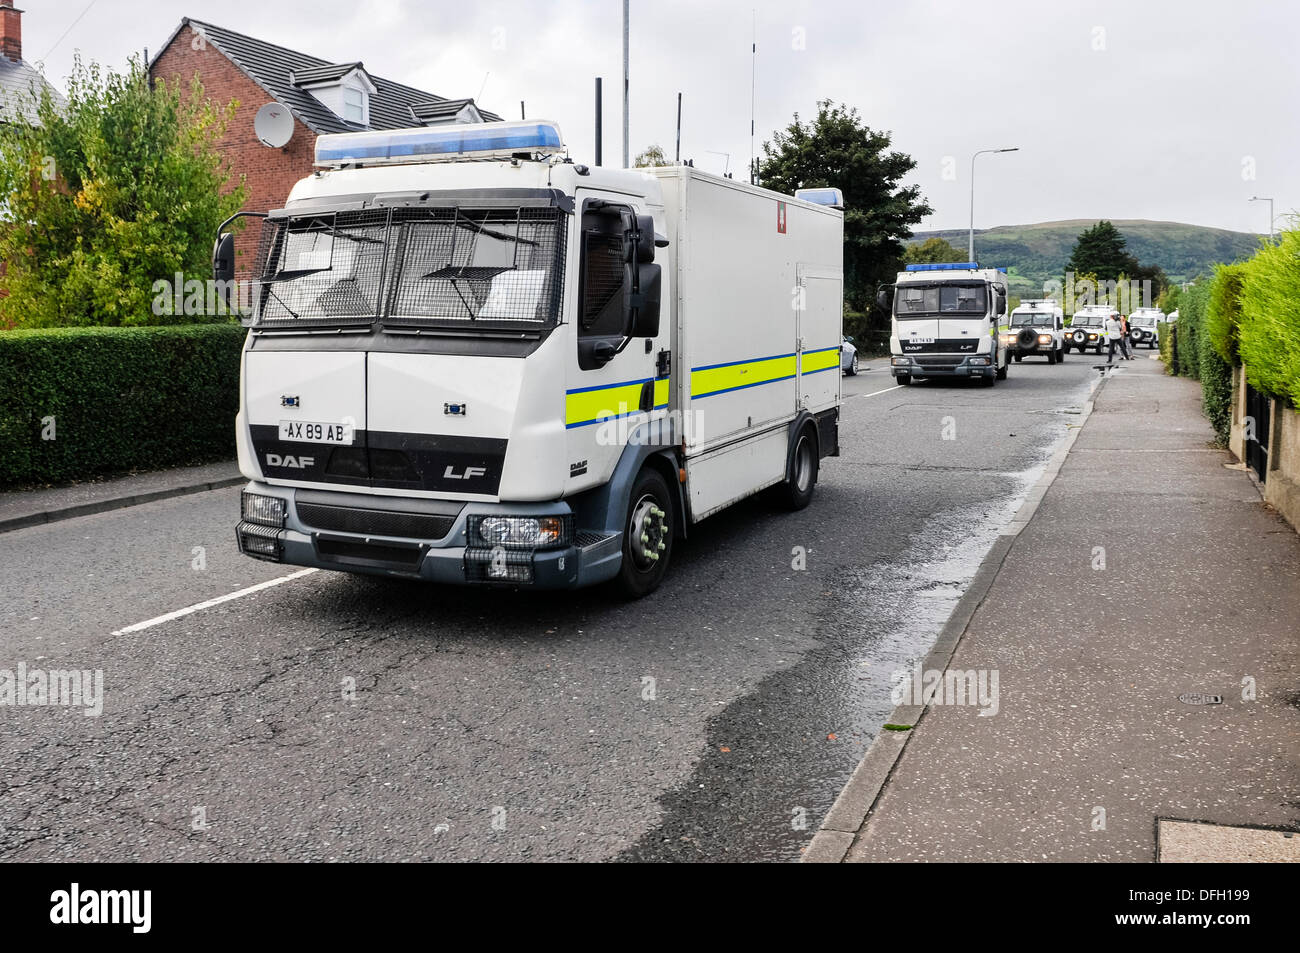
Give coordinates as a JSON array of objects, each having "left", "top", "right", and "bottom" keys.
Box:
[
  {"left": 1002, "top": 301, "right": 1066, "bottom": 364},
  {"left": 1127, "top": 308, "right": 1164, "bottom": 349},
  {"left": 841, "top": 336, "right": 859, "bottom": 375}
]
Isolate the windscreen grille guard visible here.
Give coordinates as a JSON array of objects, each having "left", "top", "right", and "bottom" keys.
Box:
[
  {"left": 250, "top": 205, "right": 567, "bottom": 331},
  {"left": 383, "top": 207, "right": 567, "bottom": 330},
  {"left": 253, "top": 208, "right": 392, "bottom": 329}
]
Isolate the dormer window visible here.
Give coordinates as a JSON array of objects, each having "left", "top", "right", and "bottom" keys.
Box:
[
  {"left": 342, "top": 85, "right": 366, "bottom": 124},
  {"left": 290, "top": 62, "right": 376, "bottom": 127}
]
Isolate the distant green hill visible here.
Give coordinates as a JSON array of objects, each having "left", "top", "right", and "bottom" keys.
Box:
[{"left": 909, "top": 219, "right": 1263, "bottom": 298}]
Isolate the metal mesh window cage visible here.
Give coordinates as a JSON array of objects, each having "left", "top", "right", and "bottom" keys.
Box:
[
  {"left": 252, "top": 209, "right": 392, "bottom": 328},
  {"left": 383, "top": 207, "right": 567, "bottom": 329},
  {"left": 580, "top": 231, "right": 628, "bottom": 335}
]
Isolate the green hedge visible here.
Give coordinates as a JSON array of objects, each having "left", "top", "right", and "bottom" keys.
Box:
[
  {"left": 0, "top": 323, "right": 245, "bottom": 485},
  {"left": 1157, "top": 321, "right": 1173, "bottom": 370},
  {"left": 1205, "top": 262, "right": 1245, "bottom": 365},
  {"left": 1239, "top": 228, "right": 1300, "bottom": 408}
]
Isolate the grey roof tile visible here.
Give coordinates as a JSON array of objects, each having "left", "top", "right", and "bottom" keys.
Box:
[{"left": 169, "top": 19, "right": 500, "bottom": 134}]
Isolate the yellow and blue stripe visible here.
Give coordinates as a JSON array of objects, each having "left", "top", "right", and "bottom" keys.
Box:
[
  {"left": 565, "top": 376, "right": 670, "bottom": 429},
  {"left": 691, "top": 345, "right": 840, "bottom": 399}
]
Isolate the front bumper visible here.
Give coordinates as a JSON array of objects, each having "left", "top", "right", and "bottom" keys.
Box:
[
  {"left": 235, "top": 482, "right": 623, "bottom": 589},
  {"left": 891, "top": 354, "right": 995, "bottom": 378},
  {"left": 1067, "top": 333, "right": 1104, "bottom": 349}
]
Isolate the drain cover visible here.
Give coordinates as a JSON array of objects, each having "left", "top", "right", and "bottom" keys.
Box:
[{"left": 1178, "top": 693, "right": 1223, "bottom": 706}]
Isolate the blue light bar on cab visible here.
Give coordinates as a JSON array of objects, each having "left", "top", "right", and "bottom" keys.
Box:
[
  {"left": 904, "top": 262, "right": 981, "bottom": 272},
  {"left": 315, "top": 120, "right": 565, "bottom": 167},
  {"left": 794, "top": 187, "right": 845, "bottom": 209}
]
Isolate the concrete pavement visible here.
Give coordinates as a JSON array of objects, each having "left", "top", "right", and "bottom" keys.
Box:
[
  {"left": 0, "top": 460, "right": 242, "bottom": 533},
  {"left": 808, "top": 356, "right": 1300, "bottom": 862}
]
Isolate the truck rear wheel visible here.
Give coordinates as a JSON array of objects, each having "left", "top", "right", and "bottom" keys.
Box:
[
  {"left": 778, "top": 426, "right": 819, "bottom": 510},
  {"left": 615, "top": 468, "right": 675, "bottom": 598}
]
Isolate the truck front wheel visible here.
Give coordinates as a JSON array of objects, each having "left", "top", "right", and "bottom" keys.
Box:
[{"left": 615, "top": 468, "right": 675, "bottom": 598}]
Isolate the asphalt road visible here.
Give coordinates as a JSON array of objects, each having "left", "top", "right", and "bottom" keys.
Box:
[{"left": 0, "top": 352, "right": 1104, "bottom": 861}]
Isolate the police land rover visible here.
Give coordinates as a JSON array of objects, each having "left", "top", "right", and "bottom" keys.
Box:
[
  {"left": 1002, "top": 299, "right": 1065, "bottom": 364},
  {"left": 1065, "top": 305, "right": 1115, "bottom": 355},
  {"left": 1127, "top": 307, "right": 1164, "bottom": 349}
]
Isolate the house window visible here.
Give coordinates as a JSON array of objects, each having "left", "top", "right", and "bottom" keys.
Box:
[{"left": 343, "top": 86, "right": 366, "bottom": 124}]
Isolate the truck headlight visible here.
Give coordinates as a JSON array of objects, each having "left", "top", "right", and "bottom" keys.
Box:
[
  {"left": 241, "top": 492, "right": 286, "bottom": 527},
  {"left": 891, "top": 356, "right": 913, "bottom": 366},
  {"left": 969, "top": 356, "right": 990, "bottom": 366},
  {"left": 470, "top": 515, "right": 570, "bottom": 549}
]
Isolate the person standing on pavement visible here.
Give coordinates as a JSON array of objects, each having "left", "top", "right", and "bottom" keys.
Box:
[
  {"left": 1106, "top": 312, "right": 1125, "bottom": 363},
  {"left": 1119, "top": 313, "right": 1132, "bottom": 360}
]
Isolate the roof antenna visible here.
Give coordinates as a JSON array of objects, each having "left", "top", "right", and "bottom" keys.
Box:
[{"left": 477, "top": 72, "right": 490, "bottom": 103}]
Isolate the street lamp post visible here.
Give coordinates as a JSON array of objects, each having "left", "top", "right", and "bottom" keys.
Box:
[
  {"left": 970, "top": 147, "right": 1019, "bottom": 261},
  {"left": 1249, "top": 196, "right": 1274, "bottom": 241}
]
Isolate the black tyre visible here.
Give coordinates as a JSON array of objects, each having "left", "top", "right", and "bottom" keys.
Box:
[
  {"left": 1013, "top": 353, "right": 1022, "bottom": 363},
  {"left": 615, "top": 468, "right": 675, "bottom": 598},
  {"left": 1057, "top": 347, "right": 1065, "bottom": 362},
  {"left": 896, "top": 374, "right": 912, "bottom": 386},
  {"left": 846, "top": 354, "right": 859, "bottom": 376},
  {"left": 1047, "top": 349, "right": 1057, "bottom": 365},
  {"left": 1062, "top": 343, "right": 1071, "bottom": 354},
  {"left": 778, "top": 426, "right": 819, "bottom": 510},
  {"left": 996, "top": 360, "right": 1008, "bottom": 380}
]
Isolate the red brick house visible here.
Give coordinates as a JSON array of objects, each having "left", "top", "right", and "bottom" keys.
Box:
[{"left": 148, "top": 18, "right": 500, "bottom": 275}]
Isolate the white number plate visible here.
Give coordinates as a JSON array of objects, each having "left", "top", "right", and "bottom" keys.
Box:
[
  {"left": 908, "top": 337, "right": 936, "bottom": 344},
  {"left": 278, "top": 420, "right": 354, "bottom": 445}
]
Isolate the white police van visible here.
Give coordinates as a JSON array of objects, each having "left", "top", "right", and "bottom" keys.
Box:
[
  {"left": 881, "top": 262, "right": 1011, "bottom": 386},
  {"left": 215, "top": 121, "right": 844, "bottom": 597}
]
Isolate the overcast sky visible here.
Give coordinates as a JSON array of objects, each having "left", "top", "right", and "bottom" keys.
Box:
[{"left": 25, "top": 0, "right": 1298, "bottom": 235}]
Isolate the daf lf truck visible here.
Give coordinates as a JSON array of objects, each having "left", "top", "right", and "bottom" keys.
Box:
[
  {"left": 216, "top": 121, "right": 844, "bottom": 597},
  {"left": 879, "top": 262, "right": 1011, "bottom": 386}
]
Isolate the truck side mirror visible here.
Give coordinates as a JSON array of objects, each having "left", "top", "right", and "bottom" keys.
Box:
[
  {"left": 996, "top": 292, "right": 1007, "bottom": 316},
  {"left": 630, "top": 214, "right": 658, "bottom": 263},
  {"left": 631, "top": 263, "right": 661, "bottom": 337},
  {"left": 213, "top": 232, "right": 235, "bottom": 285}
]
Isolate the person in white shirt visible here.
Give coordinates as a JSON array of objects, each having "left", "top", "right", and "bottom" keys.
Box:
[{"left": 1106, "top": 314, "right": 1128, "bottom": 363}]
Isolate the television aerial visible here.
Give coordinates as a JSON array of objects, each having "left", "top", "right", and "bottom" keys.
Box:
[{"left": 254, "top": 103, "right": 293, "bottom": 149}]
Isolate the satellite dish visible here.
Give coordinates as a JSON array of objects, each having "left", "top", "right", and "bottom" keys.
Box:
[{"left": 255, "top": 103, "right": 293, "bottom": 148}]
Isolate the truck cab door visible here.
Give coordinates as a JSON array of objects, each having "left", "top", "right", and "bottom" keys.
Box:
[{"left": 563, "top": 192, "right": 670, "bottom": 492}]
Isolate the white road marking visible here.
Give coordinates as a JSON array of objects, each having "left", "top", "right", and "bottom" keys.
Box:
[
  {"left": 859, "top": 385, "right": 904, "bottom": 399},
  {"left": 111, "top": 568, "right": 319, "bottom": 635}
]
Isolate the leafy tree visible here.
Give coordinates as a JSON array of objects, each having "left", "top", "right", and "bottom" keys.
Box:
[
  {"left": 758, "top": 100, "right": 931, "bottom": 312},
  {"left": 904, "top": 236, "right": 967, "bottom": 265},
  {"left": 1065, "top": 220, "right": 1134, "bottom": 282},
  {"left": 634, "top": 144, "right": 670, "bottom": 168},
  {"left": 0, "top": 57, "right": 245, "bottom": 328},
  {"left": 1066, "top": 220, "right": 1168, "bottom": 303}
]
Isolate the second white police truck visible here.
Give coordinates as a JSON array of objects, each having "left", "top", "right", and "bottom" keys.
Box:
[
  {"left": 216, "top": 121, "right": 844, "bottom": 597},
  {"left": 882, "top": 262, "right": 1012, "bottom": 386}
]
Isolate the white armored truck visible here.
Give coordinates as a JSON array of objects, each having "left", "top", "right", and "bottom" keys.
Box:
[
  {"left": 214, "top": 121, "right": 844, "bottom": 597},
  {"left": 881, "top": 262, "right": 1011, "bottom": 386}
]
